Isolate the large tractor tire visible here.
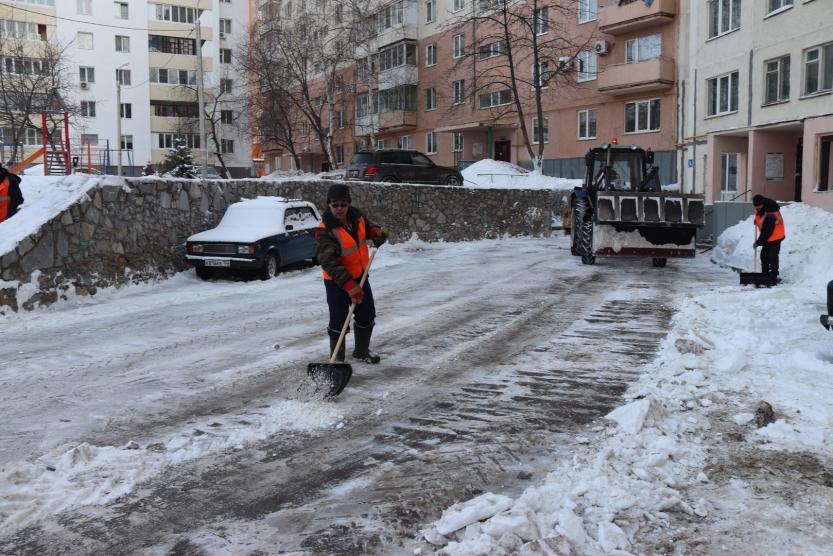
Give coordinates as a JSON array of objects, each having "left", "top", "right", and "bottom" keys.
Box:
[{"left": 571, "top": 197, "right": 595, "bottom": 265}]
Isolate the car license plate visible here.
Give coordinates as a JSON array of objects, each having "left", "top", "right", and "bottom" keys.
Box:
[
  {"left": 349, "top": 170, "right": 359, "bottom": 177},
  {"left": 205, "top": 259, "right": 230, "bottom": 267}
]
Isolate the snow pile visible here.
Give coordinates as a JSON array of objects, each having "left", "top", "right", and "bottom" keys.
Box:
[
  {"left": 462, "top": 159, "right": 582, "bottom": 190},
  {"left": 425, "top": 202, "right": 833, "bottom": 554},
  {"left": 0, "top": 174, "right": 108, "bottom": 256},
  {"left": 711, "top": 202, "right": 833, "bottom": 289}
]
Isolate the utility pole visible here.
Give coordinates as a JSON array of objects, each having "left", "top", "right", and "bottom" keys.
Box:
[{"left": 195, "top": 16, "right": 208, "bottom": 179}]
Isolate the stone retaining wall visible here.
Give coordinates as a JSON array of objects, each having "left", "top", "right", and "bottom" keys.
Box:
[{"left": 0, "top": 178, "right": 569, "bottom": 311}]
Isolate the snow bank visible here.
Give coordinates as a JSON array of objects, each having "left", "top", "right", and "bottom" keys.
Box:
[
  {"left": 425, "top": 202, "right": 833, "bottom": 554},
  {"left": 711, "top": 202, "right": 833, "bottom": 290},
  {"left": 462, "top": 159, "right": 582, "bottom": 190}
]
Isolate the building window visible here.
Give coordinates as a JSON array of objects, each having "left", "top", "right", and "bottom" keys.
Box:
[
  {"left": 116, "top": 68, "right": 131, "bottom": 85},
  {"left": 720, "top": 153, "right": 739, "bottom": 198},
  {"left": 625, "top": 98, "right": 661, "bottom": 133},
  {"left": 577, "top": 108, "right": 597, "bottom": 140},
  {"left": 453, "top": 0, "right": 464, "bottom": 9},
  {"left": 453, "top": 34, "right": 465, "bottom": 59},
  {"left": 81, "top": 133, "right": 98, "bottom": 146},
  {"left": 0, "top": 20, "right": 42, "bottom": 41},
  {"left": 155, "top": 133, "right": 200, "bottom": 149},
  {"left": 334, "top": 145, "right": 344, "bottom": 164},
  {"left": 155, "top": 5, "right": 198, "bottom": 23},
  {"left": 426, "top": 131, "right": 437, "bottom": 154},
  {"left": 625, "top": 34, "right": 661, "bottom": 64},
  {"left": 379, "top": 42, "right": 417, "bottom": 71},
  {"left": 452, "top": 79, "right": 465, "bottom": 104},
  {"left": 79, "top": 66, "right": 95, "bottom": 83},
  {"left": 220, "top": 110, "right": 233, "bottom": 124},
  {"left": 534, "top": 7, "right": 549, "bottom": 35},
  {"left": 577, "top": 51, "right": 597, "bottom": 82},
  {"left": 425, "top": 87, "right": 437, "bottom": 110},
  {"left": 479, "top": 89, "right": 512, "bottom": 109},
  {"left": 397, "top": 135, "right": 411, "bottom": 149},
  {"left": 220, "top": 19, "right": 232, "bottom": 34},
  {"left": 426, "top": 43, "right": 437, "bottom": 66},
  {"left": 337, "top": 111, "right": 345, "bottom": 128},
  {"left": 376, "top": 139, "right": 386, "bottom": 150},
  {"left": 148, "top": 35, "right": 197, "bottom": 55},
  {"left": 115, "top": 35, "right": 129, "bottom": 52},
  {"left": 818, "top": 136, "right": 831, "bottom": 192},
  {"left": 426, "top": 0, "right": 435, "bottom": 22},
  {"left": 579, "top": 0, "right": 597, "bottom": 23},
  {"left": 120, "top": 103, "right": 132, "bottom": 118},
  {"left": 150, "top": 67, "right": 196, "bottom": 85},
  {"left": 221, "top": 139, "right": 235, "bottom": 154},
  {"left": 533, "top": 61, "right": 550, "bottom": 88},
  {"left": 764, "top": 56, "right": 790, "bottom": 104},
  {"left": 220, "top": 48, "right": 232, "bottom": 63},
  {"left": 532, "top": 117, "right": 549, "bottom": 144},
  {"left": 803, "top": 43, "right": 833, "bottom": 96},
  {"left": 479, "top": 41, "right": 506, "bottom": 60},
  {"left": 120, "top": 134, "right": 133, "bottom": 150},
  {"left": 707, "top": 71, "right": 739, "bottom": 116},
  {"left": 114, "top": 1, "right": 128, "bottom": 19},
  {"left": 77, "top": 31, "right": 93, "bottom": 49},
  {"left": 77, "top": 0, "right": 91, "bottom": 15},
  {"left": 80, "top": 101, "right": 95, "bottom": 117},
  {"left": 452, "top": 132, "right": 463, "bottom": 153},
  {"left": 220, "top": 78, "right": 233, "bottom": 94},
  {"left": 767, "top": 0, "right": 792, "bottom": 14},
  {"left": 708, "top": 0, "right": 741, "bottom": 39}
]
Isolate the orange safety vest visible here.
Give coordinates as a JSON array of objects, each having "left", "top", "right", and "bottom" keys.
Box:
[
  {"left": 318, "top": 217, "right": 369, "bottom": 281},
  {"left": 755, "top": 210, "right": 785, "bottom": 243},
  {"left": 0, "top": 178, "right": 10, "bottom": 223}
]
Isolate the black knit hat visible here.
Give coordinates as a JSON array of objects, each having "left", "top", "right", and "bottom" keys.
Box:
[{"left": 327, "top": 183, "right": 351, "bottom": 203}]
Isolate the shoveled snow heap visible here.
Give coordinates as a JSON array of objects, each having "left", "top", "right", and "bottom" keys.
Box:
[
  {"left": 462, "top": 159, "right": 582, "bottom": 190},
  {"left": 424, "top": 201, "right": 833, "bottom": 555}
]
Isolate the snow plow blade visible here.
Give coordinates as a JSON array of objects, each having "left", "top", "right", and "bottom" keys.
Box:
[
  {"left": 307, "top": 363, "right": 352, "bottom": 398},
  {"left": 739, "top": 272, "right": 777, "bottom": 287}
]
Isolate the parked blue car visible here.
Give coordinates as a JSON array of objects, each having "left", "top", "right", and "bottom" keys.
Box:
[{"left": 186, "top": 197, "right": 321, "bottom": 280}]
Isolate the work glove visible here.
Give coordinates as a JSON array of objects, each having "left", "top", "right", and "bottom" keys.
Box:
[
  {"left": 347, "top": 284, "right": 364, "bottom": 305},
  {"left": 371, "top": 228, "right": 389, "bottom": 247}
]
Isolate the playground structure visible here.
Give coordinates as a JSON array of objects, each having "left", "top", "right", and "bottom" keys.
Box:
[{"left": 2, "top": 112, "right": 134, "bottom": 176}]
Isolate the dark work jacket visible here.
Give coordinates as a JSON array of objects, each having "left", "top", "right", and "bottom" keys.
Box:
[
  {"left": 755, "top": 198, "right": 782, "bottom": 246},
  {"left": 0, "top": 167, "right": 24, "bottom": 218},
  {"left": 315, "top": 207, "right": 380, "bottom": 289}
]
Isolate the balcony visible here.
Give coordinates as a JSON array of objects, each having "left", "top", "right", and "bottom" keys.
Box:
[
  {"left": 378, "top": 110, "right": 417, "bottom": 132},
  {"left": 378, "top": 65, "right": 418, "bottom": 91},
  {"left": 598, "top": 57, "right": 675, "bottom": 95},
  {"left": 599, "top": 0, "right": 676, "bottom": 35}
]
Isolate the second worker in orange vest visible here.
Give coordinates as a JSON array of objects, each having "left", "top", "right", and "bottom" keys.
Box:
[
  {"left": 752, "top": 194, "right": 786, "bottom": 282},
  {"left": 315, "top": 184, "right": 388, "bottom": 363}
]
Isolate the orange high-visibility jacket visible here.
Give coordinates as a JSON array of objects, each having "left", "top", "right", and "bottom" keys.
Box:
[
  {"left": 0, "top": 178, "right": 10, "bottom": 223},
  {"left": 755, "top": 210, "right": 786, "bottom": 243},
  {"left": 318, "top": 217, "right": 369, "bottom": 281}
]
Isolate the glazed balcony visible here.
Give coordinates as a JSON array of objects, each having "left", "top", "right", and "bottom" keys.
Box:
[
  {"left": 378, "top": 110, "right": 417, "bottom": 132},
  {"left": 598, "top": 57, "right": 675, "bottom": 95},
  {"left": 599, "top": 0, "right": 676, "bottom": 35}
]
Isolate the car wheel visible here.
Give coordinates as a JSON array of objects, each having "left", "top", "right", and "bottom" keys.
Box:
[
  {"left": 196, "top": 267, "right": 214, "bottom": 280},
  {"left": 382, "top": 176, "right": 398, "bottom": 183},
  {"left": 445, "top": 174, "right": 462, "bottom": 186},
  {"left": 260, "top": 253, "right": 280, "bottom": 280}
]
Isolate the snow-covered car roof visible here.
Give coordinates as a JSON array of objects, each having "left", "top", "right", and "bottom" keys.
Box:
[{"left": 187, "top": 196, "right": 320, "bottom": 243}]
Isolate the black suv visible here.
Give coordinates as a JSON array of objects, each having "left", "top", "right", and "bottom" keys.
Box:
[{"left": 345, "top": 149, "right": 464, "bottom": 185}]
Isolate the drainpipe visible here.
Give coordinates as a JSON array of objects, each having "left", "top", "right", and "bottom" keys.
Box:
[{"left": 487, "top": 126, "right": 493, "bottom": 159}]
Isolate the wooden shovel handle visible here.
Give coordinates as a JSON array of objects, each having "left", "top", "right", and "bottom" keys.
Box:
[{"left": 330, "top": 246, "right": 378, "bottom": 363}]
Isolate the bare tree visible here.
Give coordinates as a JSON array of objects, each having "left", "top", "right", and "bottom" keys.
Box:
[
  {"left": 445, "top": 0, "right": 595, "bottom": 171},
  {"left": 0, "top": 34, "right": 76, "bottom": 165}
]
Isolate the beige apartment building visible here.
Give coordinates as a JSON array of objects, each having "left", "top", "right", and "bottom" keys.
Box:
[
  {"left": 259, "top": 0, "right": 683, "bottom": 184},
  {"left": 680, "top": 0, "right": 833, "bottom": 212}
]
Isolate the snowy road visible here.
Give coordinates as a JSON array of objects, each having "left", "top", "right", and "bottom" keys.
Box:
[{"left": 0, "top": 236, "right": 722, "bottom": 554}]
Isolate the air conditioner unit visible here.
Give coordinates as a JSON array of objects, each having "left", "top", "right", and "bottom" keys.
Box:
[
  {"left": 558, "top": 56, "right": 572, "bottom": 69},
  {"left": 80, "top": 81, "right": 88, "bottom": 89},
  {"left": 594, "top": 40, "right": 610, "bottom": 55},
  {"left": 219, "top": 31, "right": 226, "bottom": 39}
]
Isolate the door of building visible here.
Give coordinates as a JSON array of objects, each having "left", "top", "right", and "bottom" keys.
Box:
[
  {"left": 795, "top": 137, "right": 803, "bottom": 202},
  {"left": 494, "top": 141, "right": 511, "bottom": 162},
  {"left": 719, "top": 152, "right": 739, "bottom": 201}
]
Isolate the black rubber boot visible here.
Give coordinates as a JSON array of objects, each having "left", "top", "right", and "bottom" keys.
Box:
[
  {"left": 352, "top": 326, "right": 380, "bottom": 364},
  {"left": 329, "top": 336, "right": 346, "bottom": 362}
]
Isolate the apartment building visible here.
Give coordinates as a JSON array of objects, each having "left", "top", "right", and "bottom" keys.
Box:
[
  {"left": 261, "top": 0, "right": 682, "bottom": 185},
  {"left": 680, "top": 0, "right": 833, "bottom": 212},
  {"left": 0, "top": 0, "right": 251, "bottom": 177}
]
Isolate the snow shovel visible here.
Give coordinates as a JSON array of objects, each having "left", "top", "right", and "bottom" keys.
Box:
[
  {"left": 740, "top": 219, "right": 775, "bottom": 287},
  {"left": 307, "top": 246, "right": 378, "bottom": 398}
]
